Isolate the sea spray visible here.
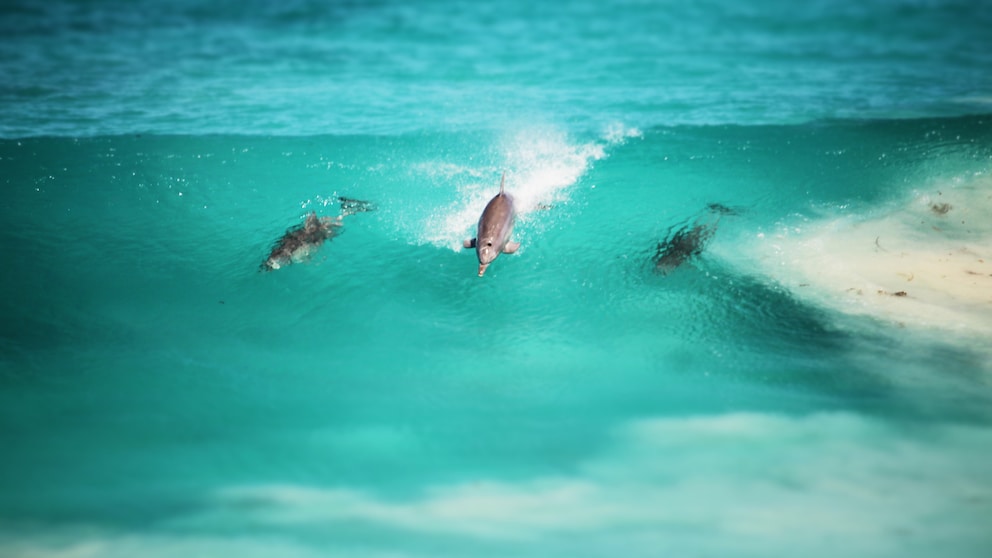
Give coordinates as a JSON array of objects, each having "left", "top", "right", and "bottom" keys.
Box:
[{"left": 421, "top": 124, "right": 640, "bottom": 250}]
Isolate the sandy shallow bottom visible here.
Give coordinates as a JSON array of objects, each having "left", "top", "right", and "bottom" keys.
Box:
[{"left": 738, "top": 177, "right": 992, "bottom": 343}]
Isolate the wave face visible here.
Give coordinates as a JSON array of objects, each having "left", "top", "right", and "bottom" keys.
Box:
[{"left": 2, "top": 1, "right": 992, "bottom": 557}]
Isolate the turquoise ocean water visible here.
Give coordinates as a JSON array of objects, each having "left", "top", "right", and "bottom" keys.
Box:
[{"left": 2, "top": 1, "right": 992, "bottom": 556}]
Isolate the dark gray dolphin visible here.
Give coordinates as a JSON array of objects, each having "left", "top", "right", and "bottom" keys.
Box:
[
  {"left": 260, "top": 197, "right": 375, "bottom": 272},
  {"left": 653, "top": 204, "right": 737, "bottom": 275},
  {"left": 463, "top": 172, "right": 520, "bottom": 277},
  {"left": 653, "top": 221, "right": 716, "bottom": 274},
  {"left": 261, "top": 212, "right": 340, "bottom": 271}
]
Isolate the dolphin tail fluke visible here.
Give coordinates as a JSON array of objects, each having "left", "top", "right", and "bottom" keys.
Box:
[
  {"left": 463, "top": 238, "right": 477, "bottom": 249},
  {"left": 706, "top": 202, "right": 737, "bottom": 216},
  {"left": 503, "top": 241, "right": 520, "bottom": 254},
  {"left": 338, "top": 197, "right": 377, "bottom": 217}
]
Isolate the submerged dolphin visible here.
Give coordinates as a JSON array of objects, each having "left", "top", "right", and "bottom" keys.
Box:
[
  {"left": 653, "top": 203, "right": 736, "bottom": 275},
  {"left": 653, "top": 221, "right": 716, "bottom": 274},
  {"left": 260, "top": 197, "right": 375, "bottom": 271},
  {"left": 463, "top": 172, "right": 520, "bottom": 277}
]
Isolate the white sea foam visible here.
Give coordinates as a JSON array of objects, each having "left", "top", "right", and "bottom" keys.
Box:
[
  {"left": 204, "top": 413, "right": 989, "bottom": 546},
  {"left": 735, "top": 174, "right": 992, "bottom": 341},
  {"left": 6, "top": 412, "right": 987, "bottom": 557},
  {"left": 602, "top": 121, "right": 643, "bottom": 145}
]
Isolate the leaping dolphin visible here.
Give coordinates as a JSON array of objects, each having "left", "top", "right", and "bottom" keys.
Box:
[
  {"left": 260, "top": 197, "right": 375, "bottom": 271},
  {"left": 463, "top": 172, "right": 519, "bottom": 277}
]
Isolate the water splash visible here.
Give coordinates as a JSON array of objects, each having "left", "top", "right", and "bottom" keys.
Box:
[{"left": 421, "top": 125, "right": 638, "bottom": 250}]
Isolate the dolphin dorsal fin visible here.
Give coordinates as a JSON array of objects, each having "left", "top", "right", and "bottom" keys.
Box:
[
  {"left": 304, "top": 212, "right": 319, "bottom": 228},
  {"left": 499, "top": 171, "right": 506, "bottom": 195}
]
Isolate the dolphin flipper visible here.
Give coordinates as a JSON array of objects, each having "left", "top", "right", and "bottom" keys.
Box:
[
  {"left": 503, "top": 241, "right": 520, "bottom": 254},
  {"left": 463, "top": 238, "right": 477, "bottom": 249}
]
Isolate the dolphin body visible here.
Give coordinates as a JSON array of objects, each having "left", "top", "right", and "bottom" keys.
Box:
[
  {"left": 653, "top": 221, "right": 716, "bottom": 274},
  {"left": 653, "top": 203, "right": 736, "bottom": 275},
  {"left": 463, "top": 173, "right": 520, "bottom": 277},
  {"left": 261, "top": 197, "right": 375, "bottom": 271}
]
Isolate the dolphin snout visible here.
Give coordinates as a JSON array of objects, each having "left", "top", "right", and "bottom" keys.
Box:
[{"left": 477, "top": 263, "right": 489, "bottom": 277}]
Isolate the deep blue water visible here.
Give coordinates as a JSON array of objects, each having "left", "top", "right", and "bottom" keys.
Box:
[{"left": 2, "top": 1, "right": 992, "bottom": 557}]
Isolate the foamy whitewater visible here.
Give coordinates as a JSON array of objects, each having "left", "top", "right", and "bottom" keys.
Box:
[
  {"left": 745, "top": 180, "right": 992, "bottom": 337},
  {"left": 2, "top": 1, "right": 992, "bottom": 557}
]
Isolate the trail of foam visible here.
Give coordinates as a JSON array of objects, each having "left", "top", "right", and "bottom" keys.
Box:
[
  {"left": 737, "top": 174, "right": 992, "bottom": 342},
  {"left": 421, "top": 124, "right": 639, "bottom": 250},
  {"left": 8, "top": 412, "right": 985, "bottom": 558}
]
